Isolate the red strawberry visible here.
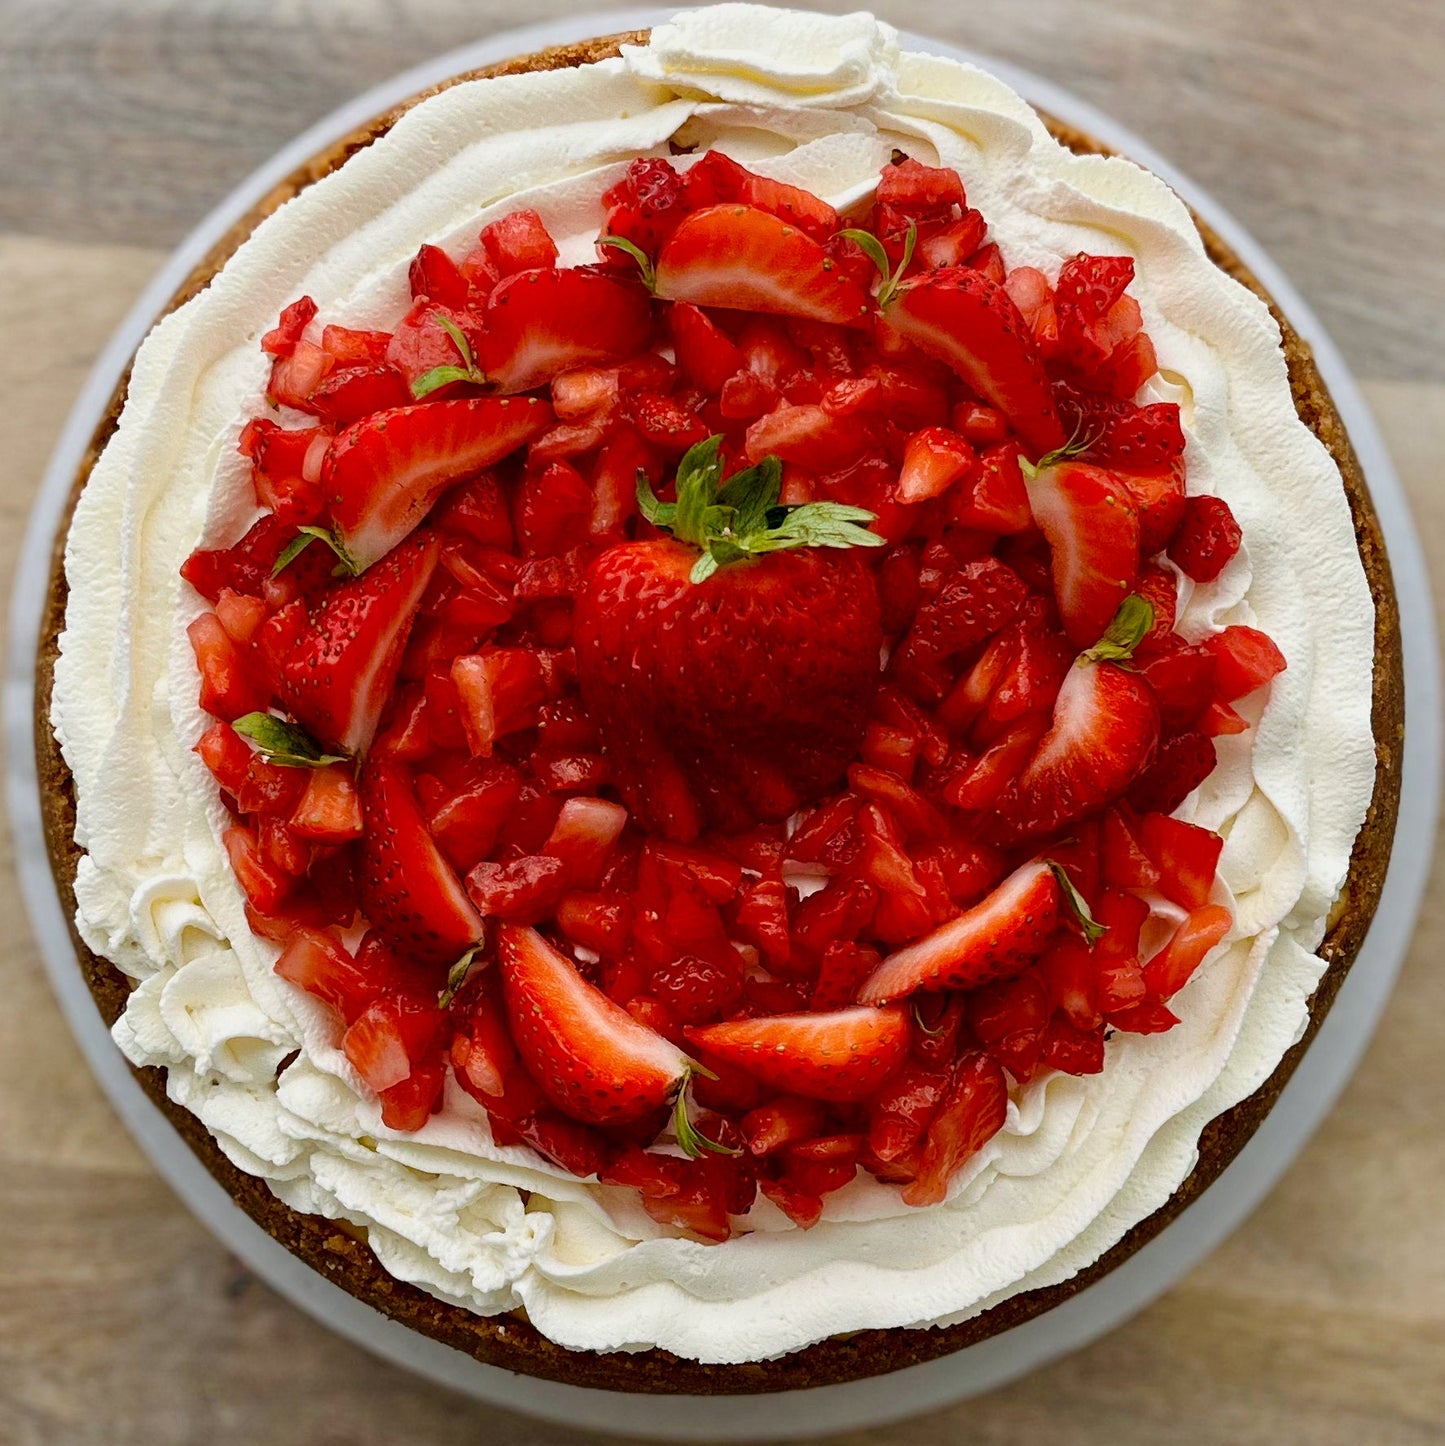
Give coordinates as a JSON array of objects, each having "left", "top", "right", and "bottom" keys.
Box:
[
  {"left": 686, "top": 1006, "right": 910, "bottom": 1102},
  {"left": 1055, "top": 388, "right": 1185, "bottom": 472},
  {"left": 1206, "top": 625, "right": 1287, "bottom": 700},
  {"left": 901, "top": 1052, "right": 1009, "bottom": 1207},
  {"left": 1128, "top": 729, "right": 1217, "bottom": 814},
  {"left": 267, "top": 531, "right": 438, "bottom": 755},
  {"left": 986, "top": 648, "right": 1161, "bottom": 848},
  {"left": 1023, "top": 458, "right": 1141, "bottom": 649},
  {"left": 1114, "top": 456, "right": 1187, "bottom": 557},
  {"left": 669, "top": 302, "right": 746, "bottom": 392},
  {"left": 1168, "top": 494, "right": 1242, "bottom": 582},
  {"left": 885, "top": 268, "right": 1065, "bottom": 456},
  {"left": 684, "top": 150, "right": 841, "bottom": 242},
  {"left": 1139, "top": 813, "right": 1223, "bottom": 910},
  {"left": 575, "top": 440, "right": 884, "bottom": 839},
  {"left": 358, "top": 757, "right": 483, "bottom": 968},
  {"left": 498, "top": 923, "right": 690, "bottom": 1126},
  {"left": 323, "top": 397, "right": 550, "bottom": 571},
  {"left": 1142, "top": 904, "right": 1232, "bottom": 998},
  {"left": 858, "top": 860, "right": 1060, "bottom": 1003},
  {"left": 895, "top": 426, "right": 976, "bottom": 504},
  {"left": 655, "top": 206, "right": 872, "bottom": 326},
  {"left": 478, "top": 267, "right": 654, "bottom": 393}
]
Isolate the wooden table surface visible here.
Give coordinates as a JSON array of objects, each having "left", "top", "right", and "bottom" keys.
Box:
[{"left": 2, "top": 2, "right": 1442, "bottom": 1442}]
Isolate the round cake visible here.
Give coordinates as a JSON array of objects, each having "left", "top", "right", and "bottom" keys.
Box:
[{"left": 38, "top": 6, "right": 1402, "bottom": 1394}]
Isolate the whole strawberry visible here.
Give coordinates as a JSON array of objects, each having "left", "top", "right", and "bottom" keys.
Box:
[{"left": 575, "top": 438, "right": 885, "bottom": 840}]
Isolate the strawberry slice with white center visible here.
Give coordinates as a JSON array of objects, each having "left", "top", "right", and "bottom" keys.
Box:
[
  {"left": 1023, "top": 456, "right": 1141, "bottom": 648},
  {"left": 655, "top": 206, "right": 873, "bottom": 326},
  {"left": 685, "top": 1006, "right": 910, "bottom": 1102},
  {"left": 984, "top": 604, "right": 1161, "bottom": 847},
  {"left": 359, "top": 757, "right": 483, "bottom": 969},
  {"left": 268, "top": 530, "right": 439, "bottom": 754},
  {"left": 498, "top": 924, "right": 690, "bottom": 1127},
  {"left": 884, "top": 267, "right": 1066, "bottom": 457},
  {"left": 857, "top": 859, "right": 1061, "bottom": 1003},
  {"left": 477, "top": 267, "right": 654, "bottom": 394},
  {"left": 324, "top": 396, "right": 552, "bottom": 572}
]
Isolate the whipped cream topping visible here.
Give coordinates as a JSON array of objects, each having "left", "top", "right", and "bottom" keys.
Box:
[{"left": 52, "top": 5, "right": 1377, "bottom": 1364}]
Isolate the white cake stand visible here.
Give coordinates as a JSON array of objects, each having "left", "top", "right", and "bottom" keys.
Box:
[{"left": 6, "top": 12, "right": 1438, "bottom": 1439}]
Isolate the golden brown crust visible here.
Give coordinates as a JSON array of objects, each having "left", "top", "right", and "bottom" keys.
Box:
[{"left": 33, "top": 34, "right": 1404, "bottom": 1395}]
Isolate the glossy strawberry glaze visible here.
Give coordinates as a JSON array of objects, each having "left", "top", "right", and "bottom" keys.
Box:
[{"left": 182, "top": 154, "right": 1285, "bottom": 1239}]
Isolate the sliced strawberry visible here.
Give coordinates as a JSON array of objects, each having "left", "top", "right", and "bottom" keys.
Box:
[
  {"left": 901, "top": 1052, "right": 1009, "bottom": 1207},
  {"left": 309, "top": 365, "right": 412, "bottom": 428},
  {"left": 1024, "top": 459, "right": 1140, "bottom": 648},
  {"left": 498, "top": 924, "right": 689, "bottom": 1126},
  {"left": 261, "top": 296, "right": 317, "bottom": 357},
  {"left": 273, "top": 927, "right": 375, "bottom": 1025},
  {"left": 684, "top": 150, "right": 840, "bottom": 242},
  {"left": 478, "top": 268, "right": 653, "bottom": 393},
  {"left": 343, "top": 993, "right": 445, "bottom": 1094},
  {"left": 669, "top": 302, "right": 746, "bottom": 393},
  {"left": 686, "top": 1006, "right": 910, "bottom": 1103},
  {"left": 321, "top": 325, "right": 392, "bottom": 368},
  {"left": 195, "top": 721, "right": 252, "bottom": 795},
  {"left": 542, "top": 797, "right": 629, "bottom": 887},
  {"left": 886, "top": 268, "right": 1065, "bottom": 456},
  {"left": 358, "top": 757, "right": 483, "bottom": 968},
  {"left": 324, "top": 397, "right": 551, "bottom": 571},
  {"left": 858, "top": 859, "right": 1059, "bottom": 1002},
  {"left": 655, "top": 206, "right": 872, "bottom": 327},
  {"left": 478, "top": 209, "right": 559, "bottom": 276},
  {"left": 269, "top": 531, "right": 438, "bottom": 755},
  {"left": 223, "top": 823, "right": 294, "bottom": 914},
  {"left": 187, "top": 613, "right": 267, "bottom": 721},
  {"left": 986, "top": 659, "right": 1160, "bottom": 846}
]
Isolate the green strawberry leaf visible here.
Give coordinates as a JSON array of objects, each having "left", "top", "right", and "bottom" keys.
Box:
[
  {"left": 232, "top": 712, "right": 347, "bottom": 768},
  {"left": 716, "top": 456, "right": 782, "bottom": 538},
  {"left": 672, "top": 1075, "right": 739, "bottom": 1158},
  {"left": 272, "top": 524, "right": 359, "bottom": 579},
  {"left": 597, "top": 234, "right": 657, "bottom": 293},
  {"left": 1046, "top": 860, "right": 1109, "bottom": 946},
  {"left": 636, "top": 471, "right": 677, "bottom": 529},
  {"left": 437, "top": 943, "right": 484, "bottom": 1009},
  {"left": 411, "top": 364, "right": 479, "bottom": 399},
  {"left": 836, "top": 221, "right": 916, "bottom": 309},
  {"left": 1083, "top": 595, "right": 1155, "bottom": 665}
]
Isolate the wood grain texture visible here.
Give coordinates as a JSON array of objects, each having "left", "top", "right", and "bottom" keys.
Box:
[{"left": 1, "top": 1, "right": 1443, "bottom": 1439}]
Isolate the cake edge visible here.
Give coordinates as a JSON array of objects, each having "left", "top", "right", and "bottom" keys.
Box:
[{"left": 31, "top": 33, "right": 1405, "bottom": 1397}]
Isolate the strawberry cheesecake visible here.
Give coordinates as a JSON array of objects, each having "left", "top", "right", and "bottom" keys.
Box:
[{"left": 40, "top": 7, "right": 1401, "bottom": 1391}]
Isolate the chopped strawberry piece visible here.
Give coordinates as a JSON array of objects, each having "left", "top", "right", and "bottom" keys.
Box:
[
  {"left": 1041, "top": 1016, "right": 1106, "bottom": 1075},
  {"left": 235, "top": 754, "right": 308, "bottom": 817},
  {"left": 1139, "top": 812, "right": 1224, "bottom": 910},
  {"left": 1142, "top": 905, "right": 1233, "bottom": 999},
  {"left": 1168, "top": 495, "right": 1243, "bottom": 582},
  {"left": 686, "top": 150, "right": 841, "bottom": 242},
  {"left": 308, "top": 364, "right": 412, "bottom": 428},
  {"left": 1128, "top": 729, "right": 1216, "bottom": 815},
  {"left": 466, "top": 855, "right": 569, "bottom": 923},
  {"left": 268, "top": 340, "right": 334, "bottom": 412},
  {"left": 451, "top": 647, "right": 547, "bottom": 757},
  {"left": 478, "top": 209, "right": 559, "bottom": 276},
  {"left": 1202, "top": 700, "right": 1250, "bottom": 737},
  {"left": 408, "top": 243, "right": 472, "bottom": 309},
  {"left": 262, "top": 296, "right": 318, "bottom": 356},
  {"left": 859, "top": 859, "right": 1059, "bottom": 1002},
  {"left": 290, "top": 763, "right": 364, "bottom": 842},
  {"left": 542, "top": 796, "right": 628, "bottom": 887},
  {"left": 744, "top": 404, "right": 875, "bottom": 470},
  {"left": 358, "top": 758, "right": 483, "bottom": 968},
  {"left": 343, "top": 993, "right": 445, "bottom": 1094},
  {"left": 187, "top": 612, "right": 267, "bottom": 721},
  {"left": 1206, "top": 625, "right": 1287, "bottom": 700},
  {"left": 918, "top": 211, "right": 989, "bottom": 270},
  {"left": 195, "top": 721, "right": 252, "bottom": 795},
  {"left": 479, "top": 268, "right": 653, "bottom": 393},
  {"left": 432, "top": 472, "right": 514, "bottom": 551},
  {"left": 656, "top": 205, "right": 872, "bottom": 326},
  {"left": 223, "top": 824, "right": 294, "bottom": 915},
  {"left": 1039, "top": 936, "right": 1102, "bottom": 1031},
  {"left": 968, "top": 970, "right": 1050, "bottom": 1081},
  {"left": 650, "top": 953, "right": 743, "bottom": 1025},
  {"left": 896, "top": 426, "right": 975, "bottom": 504},
  {"left": 324, "top": 397, "right": 551, "bottom": 571},
  {"left": 741, "top": 1097, "right": 828, "bottom": 1156},
  {"left": 1100, "top": 806, "right": 1162, "bottom": 891},
  {"left": 273, "top": 927, "right": 377, "bottom": 1025},
  {"left": 499, "top": 924, "right": 689, "bottom": 1126},
  {"left": 901, "top": 1052, "right": 1009, "bottom": 1207},
  {"left": 321, "top": 325, "right": 392, "bottom": 368},
  {"left": 810, "top": 940, "right": 882, "bottom": 1012},
  {"left": 1137, "top": 638, "right": 1216, "bottom": 730}
]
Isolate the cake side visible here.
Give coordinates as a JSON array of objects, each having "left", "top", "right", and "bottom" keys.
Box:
[{"left": 34, "top": 33, "right": 1403, "bottom": 1395}]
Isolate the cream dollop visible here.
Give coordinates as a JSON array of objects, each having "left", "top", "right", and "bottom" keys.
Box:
[{"left": 52, "top": 5, "right": 1376, "bottom": 1364}]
